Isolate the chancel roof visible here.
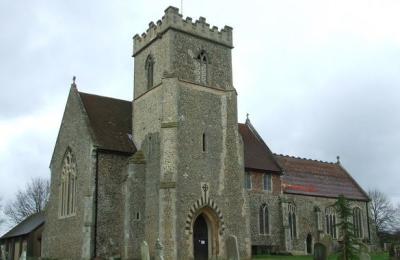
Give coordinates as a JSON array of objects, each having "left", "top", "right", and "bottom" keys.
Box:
[
  {"left": 275, "top": 154, "right": 369, "bottom": 201},
  {"left": 0, "top": 212, "right": 45, "bottom": 240},
  {"left": 77, "top": 92, "right": 368, "bottom": 201}
]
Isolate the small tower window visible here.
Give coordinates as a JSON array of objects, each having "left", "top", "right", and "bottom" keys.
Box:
[
  {"left": 195, "top": 50, "right": 208, "bottom": 85},
  {"left": 202, "top": 133, "right": 206, "bottom": 152},
  {"left": 145, "top": 55, "right": 154, "bottom": 89}
]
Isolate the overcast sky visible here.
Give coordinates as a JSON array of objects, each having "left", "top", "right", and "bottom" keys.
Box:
[{"left": 1, "top": 0, "right": 399, "bottom": 232}]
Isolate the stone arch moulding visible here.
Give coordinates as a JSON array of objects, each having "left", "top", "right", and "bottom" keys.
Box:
[{"left": 185, "top": 197, "right": 225, "bottom": 236}]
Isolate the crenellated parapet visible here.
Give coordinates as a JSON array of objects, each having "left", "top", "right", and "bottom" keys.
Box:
[{"left": 133, "top": 6, "right": 233, "bottom": 56}]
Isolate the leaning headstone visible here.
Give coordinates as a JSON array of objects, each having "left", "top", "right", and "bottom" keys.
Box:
[
  {"left": 319, "top": 234, "right": 333, "bottom": 255},
  {"left": 391, "top": 244, "right": 400, "bottom": 260},
  {"left": 155, "top": 238, "right": 164, "bottom": 260},
  {"left": 226, "top": 235, "right": 240, "bottom": 260},
  {"left": 314, "top": 243, "right": 327, "bottom": 260},
  {"left": 19, "top": 241, "right": 27, "bottom": 260},
  {"left": 140, "top": 241, "right": 150, "bottom": 260}
]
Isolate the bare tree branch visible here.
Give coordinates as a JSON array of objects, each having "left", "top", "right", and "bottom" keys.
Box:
[
  {"left": 0, "top": 196, "right": 4, "bottom": 227},
  {"left": 4, "top": 178, "right": 49, "bottom": 224},
  {"left": 368, "top": 189, "right": 398, "bottom": 234}
]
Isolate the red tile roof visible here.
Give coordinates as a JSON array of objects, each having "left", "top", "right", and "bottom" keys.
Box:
[
  {"left": 238, "top": 122, "right": 281, "bottom": 173},
  {"left": 76, "top": 92, "right": 368, "bottom": 201},
  {"left": 79, "top": 92, "right": 136, "bottom": 154},
  {"left": 275, "top": 154, "right": 369, "bottom": 201}
]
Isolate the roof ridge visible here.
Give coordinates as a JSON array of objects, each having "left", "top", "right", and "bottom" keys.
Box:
[
  {"left": 273, "top": 153, "right": 336, "bottom": 165},
  {"left": 78, "top": 91, "right": 131, "bottom": 103}
]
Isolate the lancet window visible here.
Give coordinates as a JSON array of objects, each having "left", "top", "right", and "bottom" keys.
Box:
[
  {"left": 145, "top": 55, "right": 154, "bottom": 89},
  {"left": 259, "top": 204, "right": 269, "bottom": 234},
  {"left": 288, "top": 203, "right": 297, "bottom": 239},
  {"left": 60, "top": 149, "right": 77, "bottom": 217}
]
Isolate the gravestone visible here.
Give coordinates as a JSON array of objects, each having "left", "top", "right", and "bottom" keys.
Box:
[
  {"left": 390, "top": 244, "right": 400, "bottom": 260},
  {"left": 319, "top": 234, "right": 333, "bottom": 255},
  {"left": 155, "top": 238, "right": 164, "bottom": 260},
  {"left": 314, "top": 243, "right": 327, "bottom": 260},
  {"left": 226, "top": 235, "right": 240, "bottom": 260},
  {"left": 19, "top": 241, "right": 27, "bottom": 260},
  {"left": 140, "top": 241, "right": 150, "bottom": 260}
]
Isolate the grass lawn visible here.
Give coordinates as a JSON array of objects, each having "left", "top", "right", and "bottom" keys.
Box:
[{"left": 252, "top": 252, "right": 389, "bottom": 260}]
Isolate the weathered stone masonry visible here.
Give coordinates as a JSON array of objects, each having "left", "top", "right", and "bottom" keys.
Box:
[{"left": 42, "top": 6, "right": 374, "bottom": 260}]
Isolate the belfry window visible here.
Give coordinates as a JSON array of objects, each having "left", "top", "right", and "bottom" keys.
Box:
[
  {"left": 60, "top": 148, "right": 77, "bottom": 217},
  {"left": 145, "top": 55, "right": 154, "bottom": 89},
  {"left": 259, "top": 204, "right": 269, "bottom": 234},
  {"left": 288, "top": 203, "right": 297, "bottom": 239},
  {"left": 325, "top": 207, "right": 337, "bottom": 239},
  {"left": 195, "top": 50, "right": 208, "bottom": 85},
  {"left": 353, "top": 207, "right": 363, "bottom": 238}
]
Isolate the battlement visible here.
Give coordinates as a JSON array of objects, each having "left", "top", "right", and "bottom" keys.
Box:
[{"left": 133, "top": 6, "right": 233, "bottom": 55}]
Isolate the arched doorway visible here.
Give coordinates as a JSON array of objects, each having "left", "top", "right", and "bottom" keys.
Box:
[
  {"left": 306, "top": 234, "right": 312, "bottom": 254},
  {"left": 193, "top": 214, "right": 208, "bottom": 260}
]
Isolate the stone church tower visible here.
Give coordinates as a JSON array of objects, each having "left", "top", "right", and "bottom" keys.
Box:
[
  {"left": 127, "top": 6, "right": 251, "bottom": 259},
  {"left": 41, "top": 5, "right": 373, "bottom": 260}
]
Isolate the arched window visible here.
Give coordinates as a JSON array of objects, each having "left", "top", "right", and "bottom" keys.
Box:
[
  {"left": 325, "top": 207, "right": 337, "bottom": 239},
  {"left": 259, "top": 204, "right": 269, "bottom": 234},
  {"left": 353, "top": 207, "right": 363, "bottom": 238},
  {"left": 195, "top": 50, "right": 208, "bottom": 85},
  {"left": 60, "top": 149, "right": 77, "bottom": 217},
  {"left": 288, "top": 203, "right": 297, "bottom": 239},
  {"left": 145, "top": 55, "right": 154, "bottom": 89}
]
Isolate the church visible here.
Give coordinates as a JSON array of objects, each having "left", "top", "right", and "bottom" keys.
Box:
[{"left": 42, "top": 6, "right": 373, "bottom": 259}]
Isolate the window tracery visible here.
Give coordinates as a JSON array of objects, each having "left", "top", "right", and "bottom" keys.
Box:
[
  {"left": 325, "top": 207, "right": 337, "bottom": 239},
  {"left": 60, "top": 149, "right": 77, "bottom": 217}
]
